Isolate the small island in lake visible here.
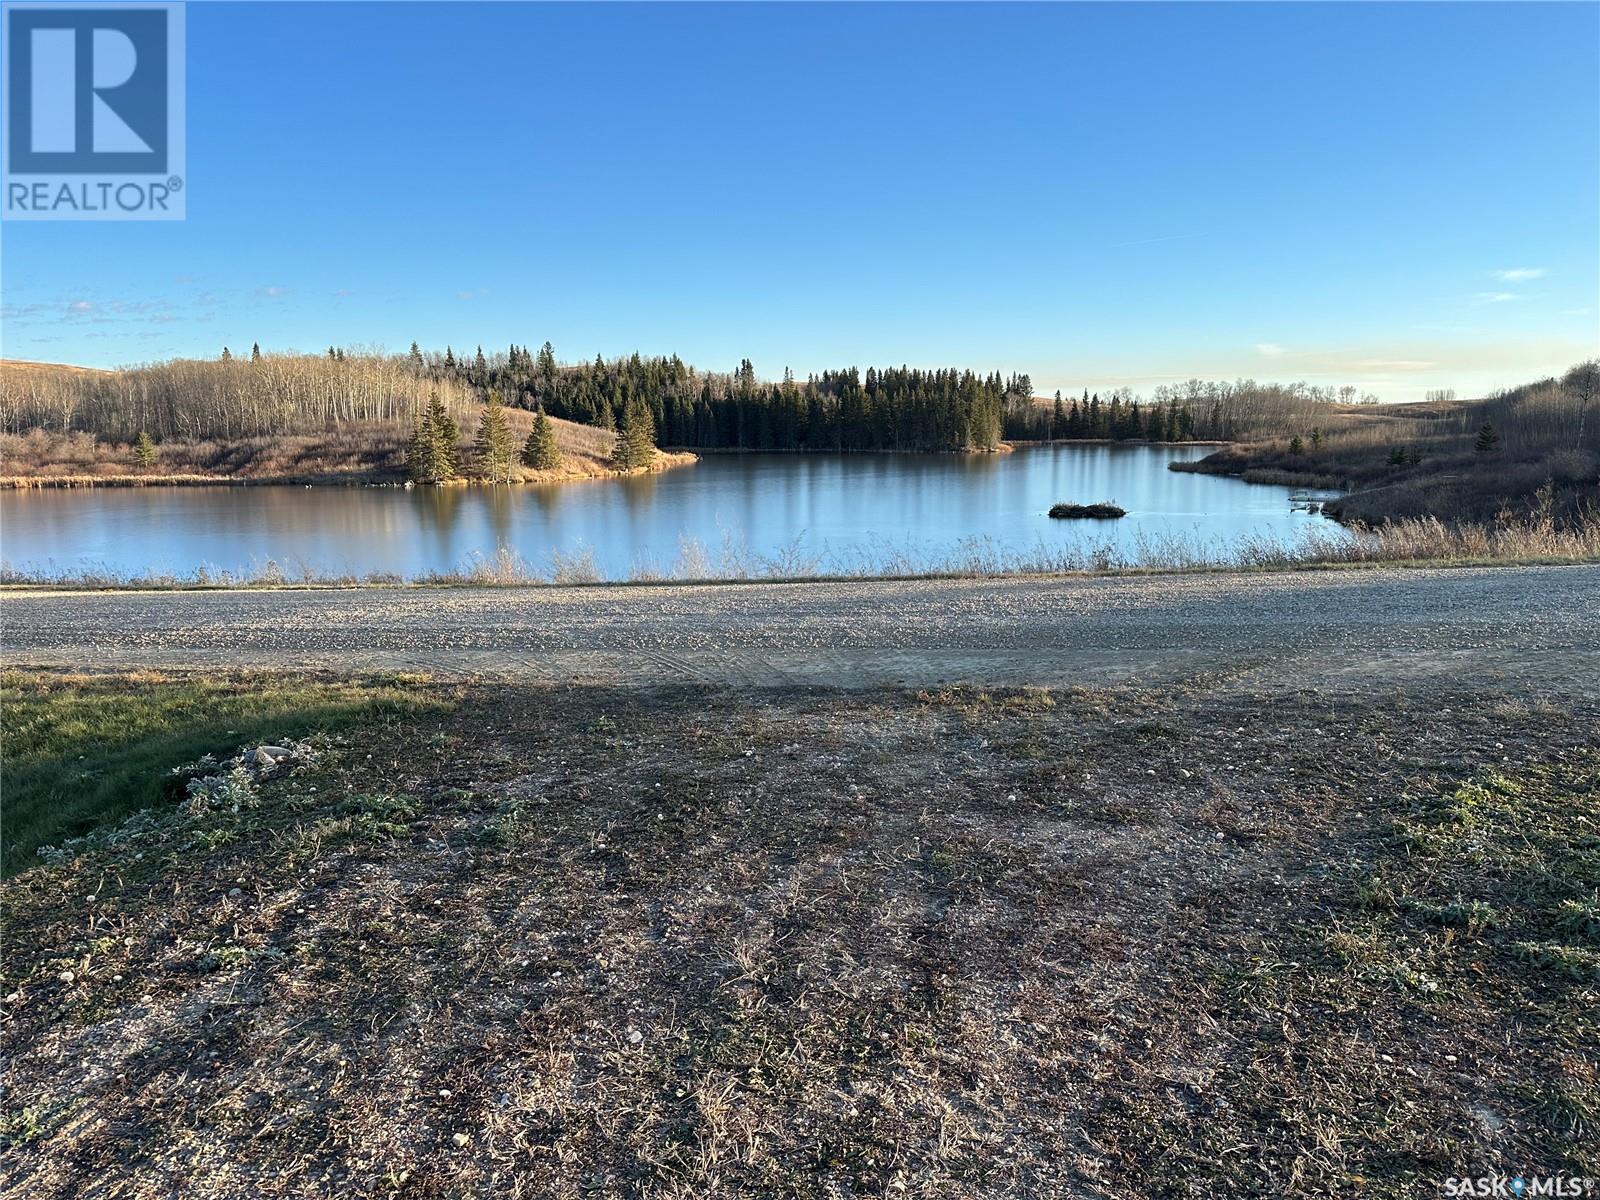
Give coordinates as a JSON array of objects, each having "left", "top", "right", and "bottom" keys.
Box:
[{"left": 1049, "top": 501, "right": 1127, "bottom": 519}]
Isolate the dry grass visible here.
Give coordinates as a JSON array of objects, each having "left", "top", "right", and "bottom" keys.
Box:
[
  {"left": 2, "top": 673, "right": 1596, "bottom": 1197},
  {"left": 1175, "top": 377, "right": 1600, "bottom": 528},
  {"left": 5, "top": 514, "right": 1595, "bottom": 591}
]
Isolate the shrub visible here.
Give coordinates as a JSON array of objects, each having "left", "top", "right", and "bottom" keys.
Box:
[{"left": 1048, "top": 502, "right": 1126, "bottom": 519}]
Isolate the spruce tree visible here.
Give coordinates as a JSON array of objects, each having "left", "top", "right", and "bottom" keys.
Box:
[
  {"left": 133, "top": 431, "right": 157, "bottom": 468},
  {"left": 407, "top": 391, "right": 460, "bottom": 482},
  {"left": 406, "top": 408, "right": 432, "bottom": 481},
  {"left": 1289, "top": 435, "right": 1306, "bottom": 455},
  {"left": 1052, "top": 390, "right": 1065, "bottom": 440},
  {"left": 522, "top": 409, "right": 562, "bottom": 471},
  {"left": 220, "top": 346, "right": 232, "bottom": 362},
  {"left": 251, "top": 342, "right": 261, "bottom": 363},
  {"left": 409, "top": 341, "right": 424, "bottom": 370},
  {"left": 1475, "top": 422, "right": 1500, "bottom": 454},
  {"left": 611, "top": 399, "right": 656, "bottom": 470},
  {"left": 1146, "top": 403, "right": 1169, "bottom": 443},
  {"left": 474, "top": 391, "right": 516, "bottom": 483},
  {"left": 429, "top": 392, "right": 460, "bottom": 478}
]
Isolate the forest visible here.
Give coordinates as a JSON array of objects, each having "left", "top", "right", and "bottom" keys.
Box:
[{"left": 1, "top": 340, "right": 1410, "bottom": 466}]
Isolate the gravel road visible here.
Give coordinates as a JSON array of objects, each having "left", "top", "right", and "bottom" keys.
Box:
[{"left": 3, "top": 564, "right": 1596, "bottom": 693}]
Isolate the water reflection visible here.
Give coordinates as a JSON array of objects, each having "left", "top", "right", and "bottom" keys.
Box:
[{"left": 1, "top": 445, "right": 1346, "bottom": 579}]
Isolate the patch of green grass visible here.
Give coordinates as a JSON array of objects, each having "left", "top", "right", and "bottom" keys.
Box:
[{"left": 0, "top": 670, "right": 448, "bottom": 875}]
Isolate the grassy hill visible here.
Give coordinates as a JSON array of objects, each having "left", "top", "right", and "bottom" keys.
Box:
[
  {"left": 0, "top": 358, "right": 691, "bottom": 485},
  {"left": 1174, "top": 364, "right": 1599, "bottom": 528}
]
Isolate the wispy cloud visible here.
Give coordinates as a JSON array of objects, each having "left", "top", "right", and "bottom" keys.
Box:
[
  {"left": 1353, "top": 359, "right": 1436, "bottom": 372},
  {"left": 1490, "top": 267, "right": 1545, "bottom": 283},
  {"left": 257, "top": 285, "right": 287, "bottom": 299},
  {"left": 67, "top": 300, "right": 94, "bottom": 313},
  {"left": 1471, "top": 292, "right": 1519, "bottom": 305},
  {"left": 456, "top": 287, "right": 489, "bottom": 301},
  {"left": 1106, "top": 232, "right": 1208, "bottom": 250},
  {"left": 1254, "top": 342, "right": 1288, "bottom": 357}
]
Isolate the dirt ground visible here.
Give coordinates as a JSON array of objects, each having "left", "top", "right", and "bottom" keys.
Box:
[{"left": 3, "top": 669, "right": 1597, "bottom": 1198}]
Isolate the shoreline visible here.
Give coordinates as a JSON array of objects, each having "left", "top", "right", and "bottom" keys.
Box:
[
  {"left": 4, "top": 550, "right": 1596, "bottom": 596},
  {"left": 0, "top": 439, "right": 1240, "bottom": 488},
  {"left": 0, "top": 450, "right": 699, "bottom": 490}
]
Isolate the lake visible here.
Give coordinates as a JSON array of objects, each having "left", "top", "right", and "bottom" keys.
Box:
[{"left": 0, "top": 444, "right": 1344, "bottom": 581}]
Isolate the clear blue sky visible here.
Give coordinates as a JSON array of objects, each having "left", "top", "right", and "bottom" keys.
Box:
[{"left": 3, "top": 1, "right": 1596, "bottom": 401}]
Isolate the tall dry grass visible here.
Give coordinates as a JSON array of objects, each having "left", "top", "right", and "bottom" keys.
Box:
[{"left": 6, "top": 513, "right": 1594, "bottom": 590}]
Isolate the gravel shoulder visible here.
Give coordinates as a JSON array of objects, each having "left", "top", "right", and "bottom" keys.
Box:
[{"left": 4, "top": 564, "right": 1598, "bottom": 694}]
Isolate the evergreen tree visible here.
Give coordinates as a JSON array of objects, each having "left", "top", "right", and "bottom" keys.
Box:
[
  {"left": 1289, "top": 435, "right": 1306, "bottom": 455},
  {"left": 220, "top": 347, "right": 232, "bottom": 363},
  {"left": 133, "top": 431, "right": 157, "bottom": 468},
  {"left": 1146, "top": 402, "right": 1169, "bottom": 443},
  {"left": 251, "top": 342, "right": 261, "bottom": 363},
  {"left": 1052, "top": 390, "right": 1065, "bottom": 439},
  {"left": 409, "top": 341, "right": 424, "bottom": 370},
  {"left": 1475, "top": 422, "right": 1500, "bottom": 454},
  {"left": 522, "top": 408, "right": 562, "bottom": 471},
  {"left": 406, "top": 409, "right": 432, "bottom": 482},
  {"left": 473, "top": 391, "right": 515, "bottom": 482},
  {"left": 610, "top": 398, "right": 656, "bottom": 470},
  {"left": 407, "top": 391, "right": 460, "bottom": 482}
]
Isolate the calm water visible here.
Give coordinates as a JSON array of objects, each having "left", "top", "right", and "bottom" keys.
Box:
[{"left": 0, "top": 445, "right": 1343, "bottom": 580}]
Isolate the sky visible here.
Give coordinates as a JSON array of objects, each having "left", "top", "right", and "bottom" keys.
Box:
[{"left": 2, "top": 1, "right": 1597, "bottom": 403}]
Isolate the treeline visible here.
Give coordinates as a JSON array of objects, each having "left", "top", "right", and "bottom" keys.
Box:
[
  {"left": 0, "top": 353, "right": 475, "bottom": 441},
  {"left": 3, "top": 339, "right": 1398, "bottom": 456},
  {"left": 424, "top": 345, "right": 1015, "bottom": 452},
  {"left": 1007, "top": 389, "right": 1198, "bottom": 442},
  {"left": 655, "top": 364, "right": 1009, "bottom": 452}
]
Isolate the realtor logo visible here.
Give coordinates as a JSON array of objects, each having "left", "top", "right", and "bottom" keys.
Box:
[{"left": 3, "top": 1, "right": 185, "bottom": 219}]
